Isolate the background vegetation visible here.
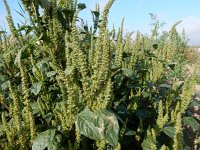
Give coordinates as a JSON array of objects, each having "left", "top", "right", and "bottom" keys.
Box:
[{"left": 0, "top": 0, "right": 199, "bottom": 149}]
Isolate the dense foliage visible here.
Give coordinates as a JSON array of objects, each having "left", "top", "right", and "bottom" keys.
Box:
[{"left": 0, "top": 0, "right": 199, "bottom": 150}]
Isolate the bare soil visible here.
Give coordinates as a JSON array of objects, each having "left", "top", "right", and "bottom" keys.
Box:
[{"left": 183, "top": 63, "right": 200, "bottom": 150}]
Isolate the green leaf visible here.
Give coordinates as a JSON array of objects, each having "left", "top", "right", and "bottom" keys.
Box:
[
  {"left": 114, "top": 74, "right": 123, "bottom": 85},
  {"left": 30, "top": 102, "right": 40, "bottom": 115},
  {"left": 14, "top": 44, "right": 29, "bottom": 64},
  {"left": 75, "top": 108, "right": 119, "bottom": 147},
  {"left": 92, "top": 11, "right": 100, "bottom": 18},
  {"left": 162, "top": 126, "right": 176, "bottom": 138},
  {"left": 153, "top": 44, "right": 158, "bottom": 50},
  {"left": 183, "top": 117, "right": 200, "bottom": 132},
  {"left": 30, "top": 82, "right": 43, "bottom": 95},
  {"left": 40, "top": 63, "right": 49, "bottom": 73},
  {"left": 58, "top": 10, "right": 68, "bottom": 28},
  {"left": 143, "top": 91, "right": 150, "bottom": 98},
  {"left": 97, "top": 109, "right": 120, "bottom": 146},
  {"left": 38, "top": 0, "right": 51, "bottom": 9},
  {"left": 36, "top": 59, "right": 50, "bottom": 74},
  {"left": 159, "top": 84, "right": 171, "bottom": 88},
  {"left": 44, "top": 113, "right": 53, "bottom": 124},
  {"left": 184, "top": 145, "right": 192, "bottom": 150},
  {"left": 76, "top": 108, "right": 103, "bottom": 140},
  {"left": 47, "top": 71, "right": 57, "bottom": 77},
  {"left": 78, "top": 3, "right": 86, "bottom": 10},
  {"left": 168, "top": 63, "right": 176, "bottom": 70},
  {"left": 189, "top": 100, "right": 200, "bottom": 107},
  {"left": 124, "top": 129, "right": 136, "bottom": 136},
  {"left": 121, "top": 68, "right": 136, "bottom": 79},
  {"left": 1, "top": 80, "right": 10, "bottom": 90},
  {"left": 16, "top": 25, "right": 32, "bottom": 33},
  {"left": 0, "top": 31, "right": 6, "bottom": 35},
  {"left": 135, "top": 109, "right": 149, "bottom": 119},
  {"left": 141, "top": 134, "right": 154, "bottom": 150},
  {"left": 32, "top": 129, "right": 64, "bottom": 150},
  {"left": 0, "top": 63, "right": 4, "bottom": 68}
]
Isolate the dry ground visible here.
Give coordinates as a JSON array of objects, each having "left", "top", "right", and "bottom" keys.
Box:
[{"left": 183, "top": 49, "right": 200, "bottom": 149}]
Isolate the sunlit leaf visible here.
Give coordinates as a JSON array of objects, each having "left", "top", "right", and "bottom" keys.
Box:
[
  {"left": 75, "top": 108, "right": 119, "bottom": 147},
  {"left": 189, "top": 100, "right": 200, "bottom": 107},
  {"left": 47, "top": 71, "right": 57, "bottom": 77},
  {"left": 162, "top": 126, "right": 176, "bottom": 138},
  {"left": 30, "top": 82, "right": 43, "bottom": 95},
  {"left": 32, "top": 129, "right": 64, "bottom": 150},
  {"left": 121, "top": 68, "right": 136, "bottom": 79},
  {"left": 141, "top": 134, "right": 154, "bottom": 150},
  {"left": 14, "top": 44, "right": 29, "bottom": 64},
  {"left": 183, "top": 117, "right": 200, "bottom": 132}
]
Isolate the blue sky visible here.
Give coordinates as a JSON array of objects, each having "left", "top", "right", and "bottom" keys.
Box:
[{"left": 0, "top": 0, "right": 200, "bottom": 45}]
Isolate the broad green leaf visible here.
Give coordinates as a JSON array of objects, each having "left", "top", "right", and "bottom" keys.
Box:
[
  {"left": 31, "top": 82, "right": 43, "bottom": 95},
  {"left": 184, "top": 145, "right": 192, "bottom": 150},
  {"left": 14, "top": 44, "right": 29, "bottom": 64},
  {"left": 0, "top": 63, "right": 4, "bottom": 68},
  {"left": 168, "top": 64, "right": 176, "bottom": 70},
  {"left": 121, "top": 68, "right": 135, "bottom": 79},
  {"left": 189, "top": 100, "right": 200, "bottom": 107},
  {"left": 38, "top": 0, "right": 51, "bottom": 9},
  {"left": 135, "top": 109, "right": 149, "bottom": 119},
  {"left": 97, "top": 109, "right": 120, "bottom": 146},
  {"left": 183, "top": 117, "right": 200, "bottom": 132},
  {"left": 141, "top": 134, "right": 154, "bottom": 150},
  {"left": 75, "top": 108, "right": 119, "bottom": 147},
  {"left": 1, "top": 80, "right": 10, "bottom": 90},
  {"left": 57, "top": 10, "right": 67, "bottom": 29},
  {"left": 153, "top": 44, "right": 158, "bottom": 50},
  {"left": 75, "top": 108, "right": 103, "bottom": 140},
  {"left": 143, "top": 91, "right": 150, "bottom": 98},
  {"left": 78, "top": 3, "right": 86, "bottom": 10},
  {"left": 0, "top": 76, "right": 5, "bottom": 83},
  {"left": 114, "top": 74, "right": 123, "bottom": 85},
  {"left": 32, "top": 129, "right": 64, "bottom": 150},
  {"left": 40, "top": 63, "right": 49, "bottom": 73},
  {"left": 44, "top": 113, "right": 53, "bottom": 124},
  {"left": 30, "top": 102, "right": 40, "bottom": 115},
  {"left": 124, "top": 130, "right": 136, "bottom": 136},
  {"left": 162, "top": 126, "right": 175, "bottom": 138},
  {"left": 47, "top": 71, "right": 57, "bottom": 77},
  {"left": 92, "top": 11, "right": 100, "bottom": 18},
  {"left": 0, "top": 31, "right": 6, "bottom": 35},
  {"left": 16, "top": 25, "right": 32, "bottom": 33}
]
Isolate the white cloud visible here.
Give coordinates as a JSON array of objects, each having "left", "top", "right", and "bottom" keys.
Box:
[
  {"left": 0, "top": 13, "right": 6, "bottom": 25},
  {"left": 0, "top": 11, "right": 8, "bottom": 30},
  {"left": 176, "top": 16, "right": 200, "bottom": 45}
]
